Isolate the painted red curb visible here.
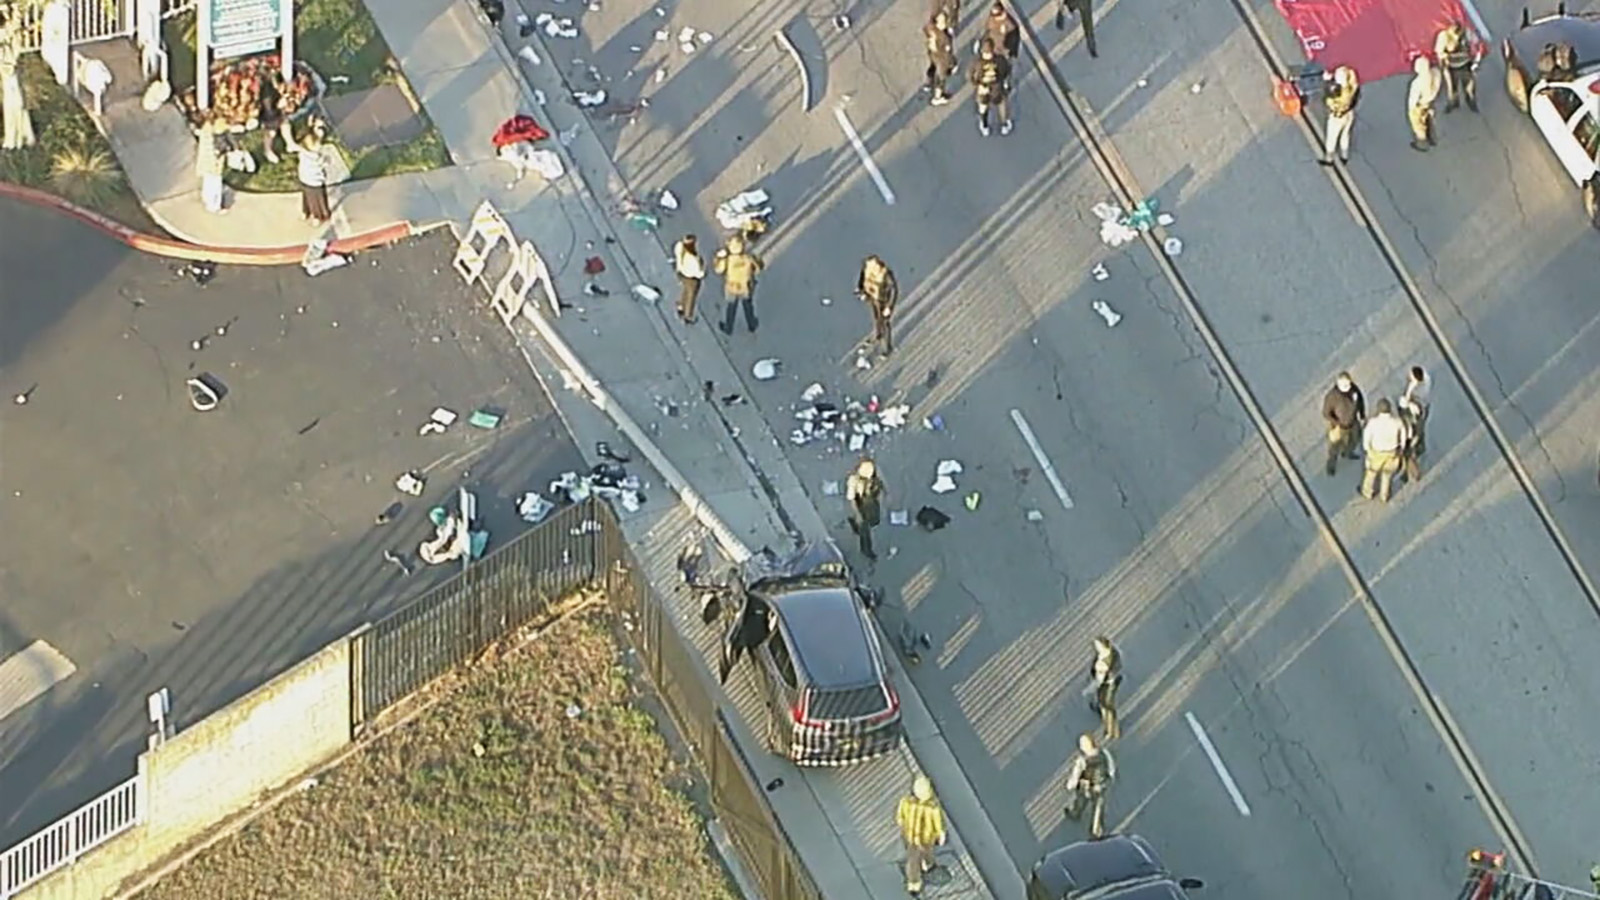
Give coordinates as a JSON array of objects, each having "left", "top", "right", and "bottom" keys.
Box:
[{"left": 0, "top": 181, "right": 417, "bottom": 265}]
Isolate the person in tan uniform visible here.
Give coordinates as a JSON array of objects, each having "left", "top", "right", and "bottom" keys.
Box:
[
  {"left": 713, "top": 235, "right": 764, "bottom": 335},
  {"left": 1361, "top": 398, "right": 1409, "bottom": 503},
  {"left": 857, "top": 255, "right": 899, "bottom": 357},
  {"left": 1435, "top": 21, "right": 1478, "bottom": 112},
  {"left": 1407, "top": 55, "right": 1440, "bottom": 151},
  {"left": 924, "top": 9, "right": 958, "bottom": 106},
  {"left": 982, "top": 1, "right": 1020, "bottom": 59},
  {"left": 1319, "top": 66, "right": 1360, "bottom": 166}
]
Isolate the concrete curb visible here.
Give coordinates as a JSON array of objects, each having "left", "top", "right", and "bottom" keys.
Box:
[{"left": 0, "top": 182, "right": 418, "bottom": 265}]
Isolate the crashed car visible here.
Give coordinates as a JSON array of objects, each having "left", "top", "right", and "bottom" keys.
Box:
[
  {"left": 1029, "top": 835, "right": 1204, "bottom": 900},
  {"left": 714, "top": 541, "right": 903, "bottom": 766},
  {"left": 1503, "top": 6, "right": 1600, "bottom": 226}
]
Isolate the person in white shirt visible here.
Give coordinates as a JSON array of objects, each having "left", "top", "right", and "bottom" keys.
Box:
[
  {"left": 673, "top": 234, "right": 706, "bottom": 324},
  {"left": 1361, "top": 398, "right": 1410, "bottom": 502},
  {"left": 1400, "top": 365, "right": 1431, "bottom": 455}
]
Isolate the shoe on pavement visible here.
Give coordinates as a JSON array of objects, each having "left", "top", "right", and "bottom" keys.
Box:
[
  {"left": 1055, "top": 9, "right": 1065, "bottom": 29},
  {"left": 931, "top": 93, "right": 950, "bottom": 106},
  {"left": 1001, "top": 119, "right": 1014, "bottom": 135},
  {"left": 1317, "top": 159, "right": 1333, "bottom": 167},
  {"left": 1410, "top": 140, "right": 1429, "bottom": 152},
  {"left": 978, "top": 118, "right": 991, "bottom": 136}
]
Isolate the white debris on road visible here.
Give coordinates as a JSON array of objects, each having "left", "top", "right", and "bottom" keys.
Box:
[{"left": 1092, "top": 299, "right": 1122, "bottom": 328}]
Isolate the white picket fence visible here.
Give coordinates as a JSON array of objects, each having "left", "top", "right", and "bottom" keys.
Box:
[
  {"left": 12, "top": 0, "right": 195, "bottom": 54},
  {"left": 0, "top": 775, "right": 143, "bottom": 900}
]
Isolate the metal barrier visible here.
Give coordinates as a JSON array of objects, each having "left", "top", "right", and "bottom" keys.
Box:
[
  {"left": 602, "top": 518, "right": 823, "bottom": 900},
  {"left": 0, "top": 775, "right": 141, "bottom": 899},
  {"left": 349, "top": 498, "right": 602, "bottom": 731},
  {"left": 13, "top": 0, "right": 132, "bottom": 54}
]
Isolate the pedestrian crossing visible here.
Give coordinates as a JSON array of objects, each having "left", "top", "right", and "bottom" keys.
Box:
[{"left": 0, "top": 640, "right": 76, "bottom": 723}]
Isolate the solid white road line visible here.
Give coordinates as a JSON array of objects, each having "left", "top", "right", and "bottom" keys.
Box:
[
  {"left": 833, "top": 107, "right": 897, "bottom": 206},
  {"left": 0, "top": 640, "right": 77, "bottom": 722},
  {"left": 1009, "top": 409, "right": 1074, "bottom": 510},
  {"left": 1184, "top": 712, "right": 1252, "bottom": 817}
]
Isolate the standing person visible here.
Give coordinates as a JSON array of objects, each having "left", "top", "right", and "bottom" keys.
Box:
[
  {"left": 1055, "top": 0, "right": 1097, "bottom": 58},
  {"left": 1323, "top": 371, "right": 1367, "bottom": 476},
  {"left": 895, "top": 775, "right": 946, "bottom": 897},
  {"left": 1063, "top": 732, "right": 1116, "bottom": 839},
  {"left": 1318, "top": 66, "right": 1360, "bottom": 166},
  {"left": 1088, "top": 636, "right": 1123, "bottom": 742},
  {"left": 1400, "top": 365, "right": 1432, "bottom": 457},
  {"left": 1435, "top": 21, "right": 1478, "bottom": 112},
  {"left": 673, "top": 234, "right": 705, "bottom": 324},
  {"left": 924, "top": 9, "right": 958, "bottom": 107},
  {"left": 287, "top": 120, "right": 336, "bottom": 224},
  {"left": 846, "top": 458, "right": 885, "bottom": 561},
  {"left": 857, "top": 255, "right": 899, "bottom": 357},
  {"left": 1361, "top": 399, "right": 1409, "bottom": 503},
  {"left": 195, "top": 119, "right": 226, "bottom": 214},
  {"left": 969, "top": 37, "right": 1014, "bottom": 137},
  {"left": 712, "top": 234, "right": 764, "bottom": 335},
  {"left": 931, "top": 0, "right": 960, "bottom": 28},
  {"left": 983, "top": 1, "right": 1020, "bottom": 59},
  {"left": 1406, "top": 55, "right": 1440, "bottom": 152}
]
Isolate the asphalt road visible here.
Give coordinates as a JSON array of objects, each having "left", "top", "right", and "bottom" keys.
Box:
[
  {"left": 0, "top": 204, "right": 581, "bottom": 849},
  {"left": 544, "top": 0, "right": 1600, "bottom": 893}
]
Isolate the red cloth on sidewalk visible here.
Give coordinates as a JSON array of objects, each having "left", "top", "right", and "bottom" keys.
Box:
[
  {"left": 1274, "top": 0, "right": 1487, "bottom": 83},
  {"left": 491, "top": 115, "right": 550, "bottom": 148}
]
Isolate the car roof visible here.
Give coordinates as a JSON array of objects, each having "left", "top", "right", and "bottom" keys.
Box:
[
  {"left": 762, "top": 586, "right": 879, "bottom": 688},
  {"left": 1515, "top": 12, "right": 1600, "bottom": 73},
  {"left": 1033, "top": 835, "right": 1167, "bottom": 896}
]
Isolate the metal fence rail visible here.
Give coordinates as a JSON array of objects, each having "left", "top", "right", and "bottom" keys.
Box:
[
  {"left": 349, "top": 498, "right": 602, "bottom": 730},
  {"left": 0, "top": 775, "right": 140, "bottom": 899},
  {"left": 603, "top": 516, "right": 823, "bottom": 900},
  {"left": 13, "top": 0, "right": 131, "bottom": 54}
]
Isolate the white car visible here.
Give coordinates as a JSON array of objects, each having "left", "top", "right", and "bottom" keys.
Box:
[{"left": 1503, "top": 7, "right": 1600, "bottom": 226}]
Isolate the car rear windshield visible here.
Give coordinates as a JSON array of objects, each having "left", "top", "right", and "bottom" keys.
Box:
[{"left": 808, "top": 685, "right": 890, "bottom": 721}]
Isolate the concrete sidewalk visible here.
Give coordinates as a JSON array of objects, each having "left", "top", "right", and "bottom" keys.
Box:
[{"left": 104, "top": 0, "right": 1022, "bottom": 896}]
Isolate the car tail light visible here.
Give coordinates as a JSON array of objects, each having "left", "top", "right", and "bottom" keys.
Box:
[
  {"left": 792, "top": 694, "right": 818, "bottom": 727},
  {"left": 866, "top": 684, "right": 900, "bottom": 724}
]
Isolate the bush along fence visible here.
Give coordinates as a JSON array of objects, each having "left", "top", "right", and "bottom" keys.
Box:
[{"left": 0, "top": 497, "right": 817, "bottom": 900}]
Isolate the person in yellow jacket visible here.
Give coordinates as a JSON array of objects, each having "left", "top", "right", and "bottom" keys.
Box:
[
  {"left": 713, "top": 234, "right": 764, "bottom": 335},
  {"left": 896, "top": 775, "right": 946, "bottom": 896},
  {"left": 1434, "top": 21, "right": 1478, "bottom": 112},
  {"left": 1406, "top": 55, "right": 1440, "bottom": 152},
  {"left": 1319, "top": 65, "right": 1360, "bottom": 166},
  {"left": 857, "top": 255, "right": 899, "bottom": 357}
]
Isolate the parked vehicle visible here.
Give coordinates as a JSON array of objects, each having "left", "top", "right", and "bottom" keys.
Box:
[
  {"left": 699, "top": 541, "right": 903, "bottom": 766},
  {"left": 1029, "top": 835, "right": 1204, "bottom": 900},
  {"left": 1503, "top": 6, "right": 1600, "bottom": 226}
]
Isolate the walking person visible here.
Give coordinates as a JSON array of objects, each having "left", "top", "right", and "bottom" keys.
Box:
[
  {"left": 982, "top": 1, "right": 1020, "bottom": 59},
  {"left": 286, "top": 119, "right": 340, "bottom": 224},
  {"left": 1318, "top": 66, "right": 1361, "bottom": 166},
  {"left": 969, "top": 37, "right": 1014, "bottom": 136},
  {"left": 895, "top": 775, "right": 947, "bottom": 897},
  {"left": 712, "top": 234, "right": 764, "bottom": 335},
  {"left": 1063, "top": 732, "right": 1117, "bottom": 839},
  {"left": 195, "top": 118, "right": 227, "bottom": 214},
  {"left": 846, "top": 458, "right": 886, "bottom": 561},
  {"left": 673, "top": 233, "right": 705, "bottom": 324},
  {"left": 1407, "top": 55, "right": 1440, "bottom": 152},
  {"left": 858, "top": 255, "right": 899, "bottom": 358},
  {"left": 1361, "top": 399, "right": 1409, "bottom": 503},
  {"left": 924, "top": 9, "right": 958, "bottom": 107},
  {"left": 1323, "top": 371, "right": 1367, "bottom": 476},
  {"left": 1088, "top": 636, "right": 1123, "bottom": 742},
  {"left": 1400, "top": 364, "right": 1431, "bottom": 458},
  {"left": 1055, "top": 0, "right": 1097, "bottom": 58},
  {"left": 1435, "top": 21, "right": 1479, "bottom": 112}
]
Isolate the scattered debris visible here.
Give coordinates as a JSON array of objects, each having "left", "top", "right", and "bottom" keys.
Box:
[
  {"left": 1093, "top": 299, "right": 1122, "bottom": 328},
  {"left": 419, "top": 501, "right": 489, "bottom": 565},
  {"left": 585, "top": 256, "right": 606, "bottom": 274},
  {"left": 178, "top": 261, "right": 216, "bottom": 286},
  {"left": 697, "top": 31, "right": 712, "bottom": 44},
  {"left": 558, "top": 124, "right": 581, "bottom": 146},
  {"left": 1157, "top": 212, "right": 1175, "bottom": 227},
  {"left": 632, "top": 284, "right": 662, "bottom": 302},
  {"left": 535, "top": 12, "right": 578, "bottom": 37},
  {"left": 923, "top": 414, "right": 945, "bottom": 431},
  {"left": 889, "top": 509, "right": 909, "bottom": 526},
  {"left": 396, "top": 471, "right": 426, "bottom": 496},
  {"left": 186, "top": 375, "right": 223, "bottom": 411},
  {"left": 1091, "top": 262, "right": 1110, "bottom": 281},
  {"left": 752, "top": 357, "right": 781, "bottom": 380},
  {"left": 800, "top": 382, "right": 825, "bottom": 402},
  {"left": 654, "top": 28, "right": 669, "bottom": 41},
  {"left": 1124, "top": 199, "right": 1160, "bottom": 230},
  {"left": 964, "top": 491, "right": 981, "bottom": 510},
  {"left": 469, "top": 409, "right": 503, "bottom": 430},
  {"left": 627, "top": 210, "right": 660, "bottom": 231},
  {"left": 833, "top": 14, "right": 850, "bottom": 29},
  {"left": 383, "top": 549, "right": 414, "bottom": 576},
  {"left": 516, "top": 12, "right": 534, "bottom": 36},
  {"left": 916, "top": 506, "right": 950, "bottom": 531},
  {"left": 566, "top": 703, "right": 584, "bottom": 718},
  {"left": 1026, "top": 509, "right": 1044, "bottom": 521},
  {"left": 575, "top": 89, "right": 607, "bottom": 107},
  {"left": 550, "top": 464, "right": 645, "bottom": 512},
  {"left": 821, "top": 296, "right": 832, "bottom": 305},
  {"left": 1163, "top": 236, "right": 1184, "bottom": 256},
  {"left": 658, "top": 189, "right": 679, "bottom": 210},
  {"left": 584, "top": 282, "right": 611, "bottom": 297},
  {"left": 518, "top": 491, "right": 556, "bottom": 523},
  {"left": 715, "top": 187, "right": 771, "bottom": 232},
  {"left": 13, "top": 384, "right": 36, "bottom": 405},
  {"left": 302, "top": 238, "right": 350, "bottom": 276},
  {"left": 596, "top": 440, "right": 632, "bottom": 463},
  {"left": 822, "top": 480, "right": 841, "bottom": 495},
  {"left": 1136, "top": 77, "right": 1149, "bottom": 88},
  {"left": 1191, "top": 80, "right": 1206, "bottom": 93},
  {"left": 375, "top": 501, "right": 403, "bottom": 525},
  {"left": 765, "top": 778, "right": 784, "bottom": 792},
  {"left": 418, "top": 407, "right": 458, "bottom": 436},
  {"left": 855, "top": 355, "right": 872, "bottom": 370},
  {"left": 518, "top": 45, "right": 541, "bottom": 65},
  {"left": 721, "top": 393, "right": 745, "bottom": 406},
  {"left": 788, "top": 384, "right": 912, "bottom": 449}
]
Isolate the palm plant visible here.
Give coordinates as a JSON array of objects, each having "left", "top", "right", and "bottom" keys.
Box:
[{"left": 49, "top": 145, "right": 123, "bottom": 206}]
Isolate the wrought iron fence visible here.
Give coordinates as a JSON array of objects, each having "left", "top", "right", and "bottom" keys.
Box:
[
  {"left": 603, "top": 519, "right": 823, "bottom": 900},
  {"left": 0, "top": 775, "right": 141, "bottom": 899},
  {"left": 349, "top": 498, "right": 602, "bottom": 731},
  {"left": 12, "top": 0, "right": 132, "bottom": 54}
]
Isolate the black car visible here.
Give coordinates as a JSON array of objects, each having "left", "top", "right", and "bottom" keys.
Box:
[
  {"left": 715, "top": 542, "right": 903, "bottom": 766},
  {"left": 1029, "top": 835, "right": 1203, "bottom": 900},
  {"left": 1502, "top": 7, "right": 1600, "bottom": 225},
  {"left": 1503, "top": 5, "right": 1600, "bottom": 112}
]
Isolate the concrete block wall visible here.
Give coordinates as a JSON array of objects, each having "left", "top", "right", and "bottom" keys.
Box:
[{"left": 19, "top": 640, "right": 352, "bottom": 899}]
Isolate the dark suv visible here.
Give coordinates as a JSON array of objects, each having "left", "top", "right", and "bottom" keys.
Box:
[
  {"left": 715, "top": 542, "right": 902, "bottom": 766},
  {"left": 1029, "top": 835, "right": 1203, "bottom": 900}
]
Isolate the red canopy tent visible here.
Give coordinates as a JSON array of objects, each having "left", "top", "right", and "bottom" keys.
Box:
[{"left": 1273, "top": 0, "right": 1490, "bottom": 83}]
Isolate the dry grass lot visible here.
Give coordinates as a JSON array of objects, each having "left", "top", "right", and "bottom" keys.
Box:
[{"left": 139, "top": 606, "right": 739, "bottom": 900}]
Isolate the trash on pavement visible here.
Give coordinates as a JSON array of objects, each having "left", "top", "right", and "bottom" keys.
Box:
[
  {"left": 186, "top": 375, "right": 222, "bottom": 411},
  {"left": 879, "top": 404, "right": 909, "bottom": 428},
  {"left": 1124, "top": 198, "right": 1160, "bottom": 231},
  {"left": 964, "top": 491, "right": 981, "bottom": 510},
  {"left": 516, "top": 12, "right": 534, "bottom": 36},
  {"left": 822, "top": 480, "right": 841, "bottom": 495},
  {"left": 855, "top": 354, "right": 872, "bottom": 370},
  {"left": 924, "top": 414, "right": 945, "bottom": 431},
  {"left": 558, "top": 124, "right": 581, "bottom": 146},
  {"left": 1092, "top": 299, "right": 1122, "bottom": 328},
  {"left": 180, "top": 261, "right": 217, "bottom": 285},
  {"left": 498, "top": 144, "right": 564, "bottom": 181},
  {"left": 1163, "top": 236, "right": 1184, "bottom": 256},
  {"left": 1091, "top": 262, "right": 1110, "bottom": 281},
  {"left": 715, "top": 187, "right": 772, "bottom": 232},
  {"left": 12, "top": 385, "right": 34, "bottom": 405},
  {"left": 518, "top": 491, "right": 556, "bottom": 523},
  {"left": 418, "top": 503, "right": 488, "bottom": 565},
  {"left": 469, "top": 409, "right": 503, "bottom": 429},
  {"left": 932, "top": 475, "right": 957, "bottom": 493},
  {"left": 418, "top": 407, "right": 458, "bottom": 436},
  {"left": 659, "top": 189, "right": 679, "bottom": 210},
  {"left": 550, "top": 463, "right": 645, "bottom": 512},
  {"left": 833, "top": 14, "right": 850, "bottom": 29},
  {"left": 536, "top": 13, "right": 578, "bottom": 37},
  {"left": 889, "top": 509, "right": 909, "bottom": 526},
  {"left": 1191, "top": 80, "right": 1206, "bottom": 93},
  {"left": 788, "top": 383, "right": 912, "bottom": 449},
  {"left": 517, "top": 45, "right": 541, "bottom": 65},
  {"left": 801, "top": 382, "right": 825, "bottom": 402},
  {"left": 916, "top": 506, "right": 951, "bottom": 531},
  {"left": 632, "top": 284, "right": 662, "bottom": 302},
  {"left": 1157, "top": 212, "right": 1175, "bottom": 227},
  {"left": 937, "top": 460, "right": 964, "bottom": 476},
  {"left": 395, "top": 471, "right": 426, "bottom": 496},
  {"left": 583, "top": 282, "right": 610, "bottom": 297},
  {"left": 575, "top": 89, "right": 607, "bottom": 107},
  {"left": 382, "top": 549, "right": 413, "bottom": 576},
  {"left": 301, "top": 238, "right": 350, "bottom": 276},
  {"left": 752, "top": 358, "right": 781, "bottom": 380},
  {"left": 654, "top": 28, "right": 669, "bottom": 41},
  {"left": 584, "top": 256, "right": 606, "bottom": 274},
  {"left": 698, "top": 31, "right": 713, "bottom": 43},
  {"left": 627, "top": 210, "right": 659, "bottom": 231},
  {"left": 1026, "top": 509, "right": 1044, "bottom": 521}
]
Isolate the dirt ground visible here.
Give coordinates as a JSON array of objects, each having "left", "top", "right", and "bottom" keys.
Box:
[{"left": 137, "top": 605, "right": 740, "bottom": 900}]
